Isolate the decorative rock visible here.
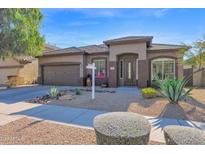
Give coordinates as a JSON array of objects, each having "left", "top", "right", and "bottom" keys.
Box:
[
  {"left": 164, "top": 125, "right": 205, "bottom": 145},
  {"left": 29, "top": 94, "right": 50, "bottom": 104},
  {"left": 93, "top": 112, "right": 151, "bottom": 145}
]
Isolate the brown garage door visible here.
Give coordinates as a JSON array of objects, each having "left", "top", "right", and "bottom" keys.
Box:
[{"left": 43, "top": 65, "right": 81, "bottom": 86}]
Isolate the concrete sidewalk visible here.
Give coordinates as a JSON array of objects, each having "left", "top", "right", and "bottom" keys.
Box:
[{"left": 0, "top": 101, "right": 205, "bottom": 143}]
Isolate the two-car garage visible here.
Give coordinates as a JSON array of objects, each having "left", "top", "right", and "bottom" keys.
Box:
[
  {"left": 38, "top": 48, "right": 85, "bottom": 86},
  {"left": 42, "top": 64, "right": 81, "bottom": 86}
]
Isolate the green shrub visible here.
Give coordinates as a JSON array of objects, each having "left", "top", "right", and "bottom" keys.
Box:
[
  {"left": 49, "top": 86, "right": 59, "bottom": 98},
  {"left": 141, "top": 88, "right": 158, "bottom": 98},
  {"left": 75, "top": 88, "right": 81, "bottom": 95},
  {"left": 157, "top": 79, "right": 193, "bottom": 104}
]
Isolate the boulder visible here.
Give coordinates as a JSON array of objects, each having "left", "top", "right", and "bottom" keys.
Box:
[
  {"left": 164, "top": 125, "right": 205, "bottom": 145},
  {"left": 93, "top": 112, "right": 151, "bottom": 145}
]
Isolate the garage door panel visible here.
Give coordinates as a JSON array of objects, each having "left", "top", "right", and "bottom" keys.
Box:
[{"left": 43, "top": 65, "right": 81, "bottom": 86}]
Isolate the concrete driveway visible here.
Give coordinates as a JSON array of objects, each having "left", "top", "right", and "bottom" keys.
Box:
[
  {"left": 0, "top": 85, "right": 107, "bottom": 128},
  {"left": 0, "top": 85, "right": 71, "bottom": 104},
  {"left": 0, "top": 85, "right": 106, "bottom": 127}
]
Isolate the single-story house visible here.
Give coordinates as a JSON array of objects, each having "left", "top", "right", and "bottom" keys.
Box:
[
  {"left": 0, "top": 44, "right": 59, "bottom": 86},
  {"left": 38, "top": 36, "right": 185, "bottom": 88}
]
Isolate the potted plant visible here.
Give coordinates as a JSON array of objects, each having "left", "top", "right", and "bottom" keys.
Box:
[{"left": 86, "top": 74, "right": 92, "bottom": 87}]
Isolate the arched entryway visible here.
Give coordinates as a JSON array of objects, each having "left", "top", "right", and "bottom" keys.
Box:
[{"left": 117, "top": 53, "right": 138, "bottom": 86}]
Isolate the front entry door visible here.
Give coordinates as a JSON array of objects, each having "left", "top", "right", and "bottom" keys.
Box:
[{"left": 118, "top": 54, "right": 137, "bottom": 86}]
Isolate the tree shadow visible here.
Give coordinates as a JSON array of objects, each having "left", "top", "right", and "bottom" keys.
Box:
[
  {"left": 158, "top": 103, "right": 187, "bottom": 119},
  {"left": 149, "top": 103, "right": 202, "bottom": 131},
  {"left": 186, "top": 96, "right": 205, "bottom": 111},
  {"left": 16, "top": 119, "right": 44, "bottom": 132}
]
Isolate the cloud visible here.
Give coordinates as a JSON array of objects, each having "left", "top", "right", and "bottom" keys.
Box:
[
  {"left": 67, "top": 21, "right": 99, "bottom": 26},
  {"left": 42, "top": 8, "right": 171, "bottom": 19},
  {"left": 153, "top": 9, "right": 170, "bottom": 17},
  {"left": 139, "top": 9, "right": 171, "bottom": 18},
  {"left": 42, "top": 8, "right": 122, "bottom": 18},
  {"left": 67, "top": 8, "right": 122, "bottom": 18}
]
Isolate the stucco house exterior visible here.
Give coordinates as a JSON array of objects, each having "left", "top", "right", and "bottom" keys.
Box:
[
  {"left": 0, "top": 44, "right": 59, "bottom": 86},
  {"left": 38, "top": 36, "right": 185, "bottom": 88}
]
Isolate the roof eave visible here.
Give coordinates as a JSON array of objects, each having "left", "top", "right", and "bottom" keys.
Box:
[
  {"left": 147, "top": 48, "right": 182, "bottom": 52},
  {"left": 103, "top": 39, "right": 150, "bottom": 45},
  {"left": 85, "top": 51, "right": 109, "bottom": 55},
  {"left": 40, "top": 51, "right": 86, "bottom": 57}
]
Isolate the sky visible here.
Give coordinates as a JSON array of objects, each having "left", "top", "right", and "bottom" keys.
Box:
[{"left": 41, "top": 8, "right": 205, "bottom": 48}]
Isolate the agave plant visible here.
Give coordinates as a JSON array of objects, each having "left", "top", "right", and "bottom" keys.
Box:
[
  {"left": 75, "top": 88, "right": 81, "bottom": 95},
  {"left": 157, "top": 79, "right": 193, "bottom": 104},
  {"left": 49, "top": 86, "right": 59, "bottom": 98}
]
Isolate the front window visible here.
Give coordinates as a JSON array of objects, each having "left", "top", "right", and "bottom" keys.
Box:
[
  {"left": 93, "top": 59, "right": 106, "bottom": 78},
  {"left": 151, "top": 58, "right": 175, "bottom": 81}
]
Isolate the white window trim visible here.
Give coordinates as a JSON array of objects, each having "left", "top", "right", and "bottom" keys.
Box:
[{"left": 151, "top": 58, "right": 176, "bottom": 81}]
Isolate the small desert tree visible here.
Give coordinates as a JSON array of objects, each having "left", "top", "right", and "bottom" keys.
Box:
[
  {"left": 180, "top": 35, "right": 205, "bottom": 81},
  {"left": 0, "top": 8, "right": 45, "bottom": 60}
]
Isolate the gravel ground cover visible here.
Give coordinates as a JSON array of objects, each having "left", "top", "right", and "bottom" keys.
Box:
[
  {"left": 189, "top": 88, "right": 205, "bottom": 104},
  {"left": 0, "top": 118, "right": 96, "bottom": 145},
  {"left": 28, "top": 88, "right": 205, "bottom": 122},
  {"left": 128, "top": 97, "right": 205, "bottom": 122},
  {"left": 0, "top": 118, "right": 163, "bottom": 145},
  {"left": 48, "top": 90, "right": 138, "bottom": 112}
]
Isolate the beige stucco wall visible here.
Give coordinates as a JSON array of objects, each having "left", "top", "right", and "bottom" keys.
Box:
[
  {"left": 0, "top": 68, "right": 20, "bottom": 84},
  {"left": 39, "top": 54, "right": 84, "bottom": 77},
  {"left": 0, "top": 58, "right": 39, "bottom": 85},
  {"left": 109, "top": 42, "right": 147, "bottom": 61},
  {"left": 108, "top": 42, "right": 147, "bottom": 86},
  {"left": 0, "top": 58, "right": 21, "bottom": 84},
  {"left": 18, "top": 59, "right": 38, "bottom": 84},
  {"left": 193, "top": 67, "right": 205, "bottom": 87}
]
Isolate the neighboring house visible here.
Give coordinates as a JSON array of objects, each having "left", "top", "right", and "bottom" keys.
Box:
[
  {"left": 0, "top": 44, "right": 60, "bottom": 86},
  {"left": 38, "top": 36, "right": 185, "bottom": 88},
  {"left": 44, "top": 43, "right": 60, "bottom": 51}
]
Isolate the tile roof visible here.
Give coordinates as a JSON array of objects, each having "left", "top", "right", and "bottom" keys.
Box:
[
  {"left": 44, "top": 44, "right": 61, "bottom": 51},
  {"left": 79, "top": 44, "right": 108, "bottom": 54},
  {"left": 40, "top": 37, "right": 186, "bottom": 57},
  {"left": 41, "top": 44, "right": 109, "bottom": 56},
  {"left": 42, "top": 47, "right": 84, "bottom": 56},
  {"left": 14, "top": 55, "right": 36, "bottom": 64},
  {"left": 12, "top": 44, "right": 61, "bottom": 64}
]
